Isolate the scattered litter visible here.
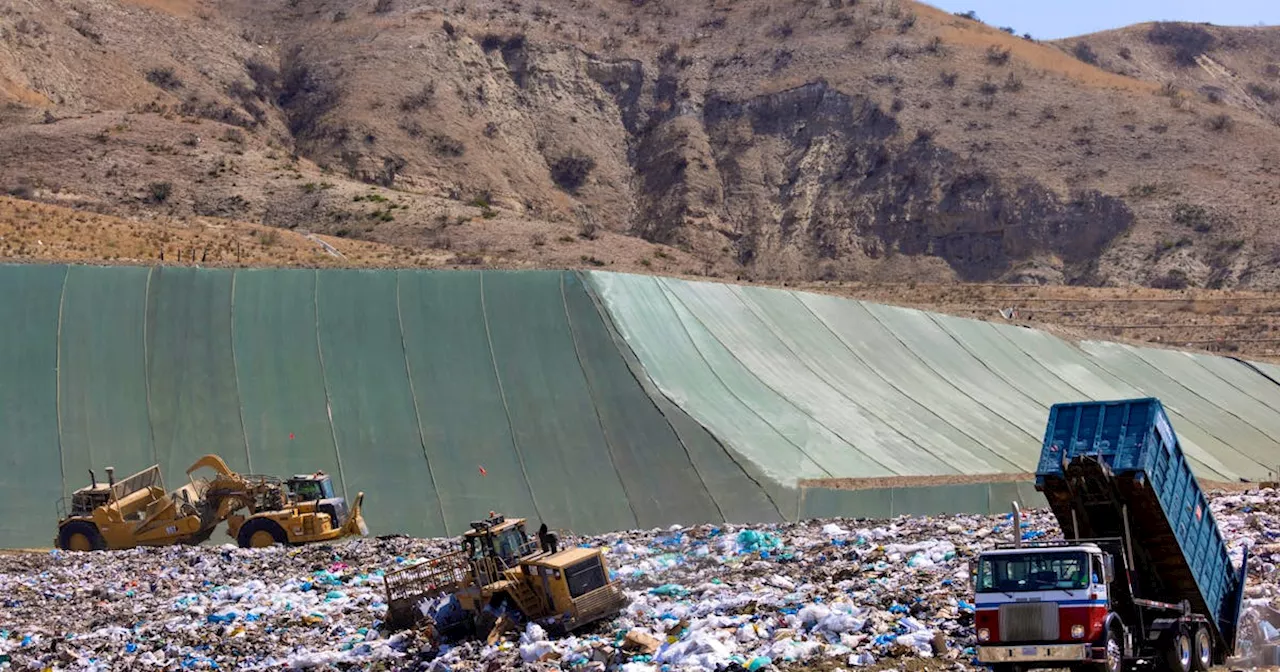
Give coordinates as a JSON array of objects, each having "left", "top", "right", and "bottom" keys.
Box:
[{"left": 0, "top": 490, "right": 1271, "bottom": 670}]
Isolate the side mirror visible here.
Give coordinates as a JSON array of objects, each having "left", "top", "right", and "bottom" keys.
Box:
[{"left": 1103, "top": 556, "right": 1114, "bottom": 583}]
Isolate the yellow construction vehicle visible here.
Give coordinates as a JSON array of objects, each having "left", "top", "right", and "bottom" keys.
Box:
[
  {"left": 54, "top": 463, "right": 209, "bottom": 551},
  {"left": 187, "top": 455, "right": 367, "bottom": 548},
  {"left": 54, "top": 455, "right": 367, "bottom": 551},
  {"left": 381, "top": 513, "right": 629, "bottom": 639}
]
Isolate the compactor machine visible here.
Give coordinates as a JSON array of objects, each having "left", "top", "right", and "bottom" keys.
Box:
[{"left": 381, "top": 513, "right": 628, "bottom": 639}]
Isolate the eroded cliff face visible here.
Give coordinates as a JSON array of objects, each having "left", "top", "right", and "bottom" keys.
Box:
[{"left": 608, "top": 75, "right": 1136, "bottom": 282}]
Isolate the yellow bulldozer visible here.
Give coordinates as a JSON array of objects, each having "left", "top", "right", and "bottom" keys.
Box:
[
  {"left": 54, "top": 454, "right": 366, "bottom": 552},
  {"left": 381, "top": 513, "right": 629, "bottom": 640}
]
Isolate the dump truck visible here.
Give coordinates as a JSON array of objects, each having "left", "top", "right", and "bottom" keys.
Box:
[
  {"left": 55, "top": 454, "right": 366, "bottom": 551},
  {"left": 381, "top": 513, "right": 629, "bottom": 639},
  {"left": 973, "top": 398, "right": 1249, "bottom": 672}
]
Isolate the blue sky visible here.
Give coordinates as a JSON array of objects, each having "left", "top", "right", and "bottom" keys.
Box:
[{"left": 923, "top": 1, "right": 1280, "bottom": 41}]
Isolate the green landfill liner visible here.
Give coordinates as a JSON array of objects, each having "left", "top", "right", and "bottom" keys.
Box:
[
  {"left": 58, "top": 265, "right": 155, "bottom": 496},
  {"left": 316, "top": 269, "right": 446, "bottom": 539},
  {"left": 231, "top": 269, "right": 342, "bottom": 491},
  {"left": 0, "top": 265, "right": 67, "bottom": 548},
  {"left": 2, "top": 263, "right": 1279, "bottom": 549}
]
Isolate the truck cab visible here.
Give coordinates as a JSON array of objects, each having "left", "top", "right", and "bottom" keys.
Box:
[{"left": 975, "top": 542, "right": 1120, "bottom": 671}]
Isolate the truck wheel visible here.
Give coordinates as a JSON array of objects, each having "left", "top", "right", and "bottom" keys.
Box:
[
  {"left": 1190, "top": 625, "right": 1212, "bottom": 672},
  {"left": 1164, "top": 631, "right": 1192, "bottom": 672},
  {"left": 1099, "top": 627, "right": 1123, "bottom": 672},
  {"left": 236, "top": 518, "right": 287, "bottom": 548},
  {"left": 57, "top": 521, "right": 105, "bottom": 552}
]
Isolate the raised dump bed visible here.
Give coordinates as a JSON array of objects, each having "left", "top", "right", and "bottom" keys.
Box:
[{"left": 1035, "top": 397, "right": 1247, "bottom": 656}]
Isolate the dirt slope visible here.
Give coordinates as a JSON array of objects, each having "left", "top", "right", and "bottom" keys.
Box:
[{"left": 1, "top": 0, "right": 1279, "bottom": 289}]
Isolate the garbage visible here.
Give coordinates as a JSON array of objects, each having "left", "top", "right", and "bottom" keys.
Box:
[{"left": 0, "top": 489, "right": 1272, "bottom": 671}]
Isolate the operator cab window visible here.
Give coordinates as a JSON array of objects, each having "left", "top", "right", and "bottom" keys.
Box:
[{"left": 291, "top": 480, "right": 322, "bottom": 502}]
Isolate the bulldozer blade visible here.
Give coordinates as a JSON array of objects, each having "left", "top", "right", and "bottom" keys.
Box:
[{"left": 344, "top": 492, "right": 368, "bottom": 537}]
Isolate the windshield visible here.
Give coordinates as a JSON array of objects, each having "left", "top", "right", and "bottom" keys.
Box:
[{"left": 977, "top": 551, "right": 1090, "bottom": 593}]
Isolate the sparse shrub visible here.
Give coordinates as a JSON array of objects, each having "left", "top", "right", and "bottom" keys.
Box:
[
  {"left": 1147, "top": 22, "right": 1215, "bottom": 67},
  {"left": 1173, "top": 203, "right": 1213, "bottom": 232},
  {"left": 770, "top": 21, "right": 793, "bottom": 39},
  {"left": 955, "top": 10, "right": 979, "bottom": 21},
  {"left": 1129, "top": 184, "right": 1158, "bottom": 198},
  {"left": 399, "top": 81, "right": 436, "bottom": 111},
  {"left": 428, "top": 134, "right": 465, "bottom": 157},
  {"left": 550, "top": 152, "right": 595, "bottom": 193},
  {"left": 222, "top": 128, "right": 246, "bottom": 145},
  {"left": 579, "top": 255, "right": 606, "bottom": 267},
  {"left": 1206, "top": 113, "right": 1233, "bottom": 132},
  {"left": 1150, "top": 269, "right": 1190, "bottom": 290},
  {"left": 1248, "top": 82, "right": 1280, "bottom": 104},
  {"left": 999, "top": 26, "right": 1015, "bottom": 35},
  {"left": 977, "top": 79, "right": 999, "bottom": 96},
  {"left": 483, "top": 122, "right": 499, "bottom": 138},
  {"left": 147, "top": 182, "right": 172, "bottom": 204},
  {"left": 886, "top": 43, "right": 911, "bottom": 59},
  {"left": 1205, "top": 88, "right": 1224, "bottom": 104},
  {"left": 986, "top": 45, "right": 1011, "bottom": 66},
  {"left": 925, "top": 36, "right": 944, "bottom": 55},
  {"left": 373, "top": 0, "right": 393, "bottom": 13},
  {"left": 1003, "top": 73, "right": 1023, "bottom": 92},
  {"left": 277, "top": 49, "right": 342, "bottom": 139},
  {"left": 1072, "top": 42, "right": 1098, "bottom": 65},
  {"left": 914, "top": 127, "right": 935, "bottom": 144},
  {"left": 68, "top": 17, "right": 101, "bottom": 44},
  {"left": 531, "top": 232, "right": 547, "bottom": 247},
  {"left": 897, "top": 12, "right": 916, "bottom": 33},
  {"left": 939, "top": 71, "right": 958, "bottom": 88},
  {"left": 1267, "top": 63, "right": 1280, "bottom": 78},
  {"left": 1118, "top": 46, "right": 1133, "bottom": 60},
  {"left": 146, "top": 67, "right": 183, "bottom": 90},
  {"left": 257, "top": 230, "right": 280, "bottom": 246}
]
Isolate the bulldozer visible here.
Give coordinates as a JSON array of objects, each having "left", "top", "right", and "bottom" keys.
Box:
[
  {"left": 381, "top": 513, "right": 629, "bottom": 640},
  {"left": 54, "top": 454, "right": 367, "bottom": 551}
]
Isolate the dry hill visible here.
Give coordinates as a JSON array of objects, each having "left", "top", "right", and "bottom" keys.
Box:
[{"left": 1, "top": 0, "right": 1279, "bottom": 290}]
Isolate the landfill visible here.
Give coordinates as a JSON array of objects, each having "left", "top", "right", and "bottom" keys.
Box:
[{"left": 1, "top": 489, "right": 1277, "bottom": 672}]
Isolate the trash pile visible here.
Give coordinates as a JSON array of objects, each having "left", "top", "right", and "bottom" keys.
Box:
[{"left": 1, "top": 489, "right": 1276, "bottom": 671}]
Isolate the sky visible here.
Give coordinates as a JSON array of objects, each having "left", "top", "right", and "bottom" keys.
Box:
[{"left": 923, "top": 0, "right": 1280, "bottom": 41}]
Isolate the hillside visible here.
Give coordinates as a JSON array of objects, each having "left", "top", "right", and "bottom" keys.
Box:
[{"left": 1, "top": 0, "right": 1280, "bottom": 289}]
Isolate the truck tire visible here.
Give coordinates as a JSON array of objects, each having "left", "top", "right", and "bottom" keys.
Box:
[
  {"left": 1099, "top": 626, "right": 1123, "bottom": 672},
  {"left": 1190, "top": 625, "right": 1212, "bottom": 672},
  {"left": 1163, "top": 630, "right": 1192, "bottom": 672},
  {"left": 236, "top": 518, "right": 288, "bottom": 548},
  {"left": 57, "top": 521, "right": 105, "bottom": 552}
]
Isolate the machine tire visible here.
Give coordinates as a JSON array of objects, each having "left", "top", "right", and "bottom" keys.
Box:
[
  {"left": 1190, "top": 625, "right": 1212, "bottom": 672},
  {"left": 236, "top": 518, "right": 288, "bottom": 549},
  {"left": 1163, "top": 630, "right": 1192, "bottom": 672},
  {"left": 57, "top": 520, "right": 105, "bottom": 552}
]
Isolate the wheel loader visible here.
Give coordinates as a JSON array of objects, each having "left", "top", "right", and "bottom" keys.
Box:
[
  {"left": 54, "top": 454, "right": 367, "bottom": 551},
  {"left": 381, "top": 513, "right": 629, "bottom": 640}
]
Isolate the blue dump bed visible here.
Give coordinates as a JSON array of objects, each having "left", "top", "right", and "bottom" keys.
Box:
[{"left": 1035, "top": 398, "right": 1247, "bottom": 653}]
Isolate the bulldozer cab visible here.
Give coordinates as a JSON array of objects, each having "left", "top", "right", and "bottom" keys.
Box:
[
  {"left": 463, "top": 514, "right": 537, "bottom": 585},
  {"left": 286, "top": 473, "right": 336, "bottom": 503}
]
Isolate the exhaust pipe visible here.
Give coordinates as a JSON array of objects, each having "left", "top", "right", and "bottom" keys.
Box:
[
  {"left": 1013, "top": 501, "right": 1023, "bottom": 548},
  {"left": 106, "top": 467, "right": 116, "bottom": 489},
  {"left": 89, "top": 469, "right": 97, "bottom": 488}
]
